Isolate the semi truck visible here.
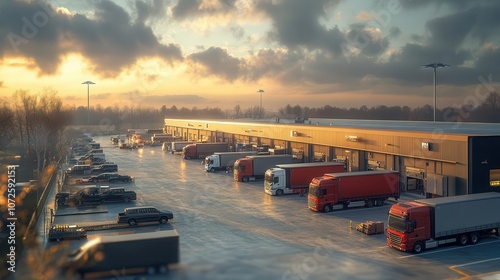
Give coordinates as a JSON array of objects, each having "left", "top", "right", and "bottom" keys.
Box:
[
  {"left": 264, "top": 162, "right": 345, "bottom": 196},
  {"left": 234, "top": 154, "right": 295, "bottom": 182},
  {"left": 205, "top": 151, "right": 258, "bottom": 172},
  {"left": 308, "top": 170, "right": 400, "bottom": 212},
  {"left": 170, "top": 141, "right": 194, "bottom": 154},
  {"left": 182, "top": 142, "right": 228, "bottom": 159},
  {"left": 387, "top": 192, "right": 500, "bottom": 254},
  {"left": 62, "top": 230, "right": 179, "bottom": 277}
]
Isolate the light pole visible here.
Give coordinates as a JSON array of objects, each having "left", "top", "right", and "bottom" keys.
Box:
[
  {"left": 82, "top": 81, "right": 95, "bottom": 125},
  {"left": 257, "top": 89, "right": 264, "bottom": 118},
  {"left": 421, "top": 63, "right": 450, "bottom": 122}
]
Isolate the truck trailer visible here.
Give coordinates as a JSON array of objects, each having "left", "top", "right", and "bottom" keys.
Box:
[
  {"left": 182, "top": 142, "right": 229, "bottom": 159},
  {"left": 63, "top": 230, "right": 179, "bottom": 277},
  {"left": 205, "top": 151, "right": 258, "bottom": 172},
  {"left": 264, "top": 162, "right": 345, "bottom": 196},
  {"left": 234, "top": 154, "right": 295, "bottom": 182},
  {"left": 308, "top": 170, "right": 400, "bottom": 212},
  {"left": 387, "top": 192, "right": 500, "bottom": 254}
]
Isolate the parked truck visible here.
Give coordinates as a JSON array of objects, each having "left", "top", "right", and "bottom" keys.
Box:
[
  {"left": 182, "top": 142, "right": 228, "bottom": 159},
  {"left": 62, "top": 230, "right": 179, "bottom": 278},
  {"left": 234, "top": 154, "right": 295, "bottom": 182},
  {"left": 387, "top": 192, "right": 500, "bottom": 254},
  {"left": 264, "top": 162, "right": 345, "bottom": 196},
  {"left": 308, "top": 170, "right": 400, "bottom": 212},
  {"left": 205, "top": 151, "right": 258, "bottom": 172},
  {"left": 170, "top": 141, "right": 194, "bottom": 154}
]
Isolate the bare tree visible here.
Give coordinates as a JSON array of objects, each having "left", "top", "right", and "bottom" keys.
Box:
[
  {"left": 234, "top": 104, "right": 241, "bottom": 118},
  {"left": 0, "top": 102, "right": 15, "bottom": 151}
]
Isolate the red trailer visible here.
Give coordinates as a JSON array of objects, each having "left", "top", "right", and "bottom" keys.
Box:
[
  {"left": 181, "top": 142, "right": 228, "bottom": 159},
  {"left": 308, "top": 170, "right": 400, "bottom": 212}
]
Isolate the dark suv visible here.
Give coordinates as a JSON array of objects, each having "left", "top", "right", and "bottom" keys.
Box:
[{"left": 117, "top": 206, "right": 173, "bottom": 226}]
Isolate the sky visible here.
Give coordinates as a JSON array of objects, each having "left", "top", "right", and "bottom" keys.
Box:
[{"left": 1, "top": 0, "right": 500, "bottom": 112}]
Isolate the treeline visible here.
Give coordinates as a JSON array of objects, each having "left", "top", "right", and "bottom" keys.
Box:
[{"left": 68, "top": 91, "right": 500, "bottom": 124}]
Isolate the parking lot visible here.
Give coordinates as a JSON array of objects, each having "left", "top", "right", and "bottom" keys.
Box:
[{"left": 43, "top": 136, "right": 500, "bottom": 279}]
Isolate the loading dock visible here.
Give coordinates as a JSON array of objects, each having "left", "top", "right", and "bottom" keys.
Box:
[{"left": 164, "top": 118, "right": 500, "bottom": 196}]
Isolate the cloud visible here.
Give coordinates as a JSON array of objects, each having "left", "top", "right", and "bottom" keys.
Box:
[
  {"left": 171, "top": 0, "right": 237, "bottom": 20},
  {"left": 257, "top": 0, "right": 344, "bottom": 54},
  {"left": 134, "top": 0, "right": 168, "bottom": 24},
  {"left": 0, "top": 0, "right": 182, "bottom": 77},
  {"left": 187, "top": 47, "right": 244, "bottom": 81}
]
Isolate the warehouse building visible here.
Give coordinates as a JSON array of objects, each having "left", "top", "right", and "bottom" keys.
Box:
[{"left": 164, "top": 118, "right": 500, "bottom": 197}]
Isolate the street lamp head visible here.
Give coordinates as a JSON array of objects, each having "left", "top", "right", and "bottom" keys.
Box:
[
  {"left": 421, "top": 63, "right": 451, "bottom": 69},
  {"left": 82, "top": 81, "right": 95, "bottom": 85},
  {"left": 257, "top": 89, "right": 264, "bottom": 93}
]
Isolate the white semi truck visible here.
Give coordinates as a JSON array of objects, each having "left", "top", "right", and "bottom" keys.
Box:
[{"left": 205, "top": 151, "right": 258, "bottom": 172}]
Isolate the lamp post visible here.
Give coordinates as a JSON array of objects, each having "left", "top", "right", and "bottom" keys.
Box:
[
  {"left": 257, "top": 89, "right": 264, "bottom": 118},
  {"left": 421, "top": 63, "right": 450, "bottom": 122},
  {"left": 82, "top": 81, "right": 95, "bottom": 125}
]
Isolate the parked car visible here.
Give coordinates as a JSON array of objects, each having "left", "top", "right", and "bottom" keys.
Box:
[
  {"left": 87, "top": 173, "right": 131, "bottom": 183},
  {"left": 92, "top": 163, "right": 118, "bottom": 173},
  {"left": 67, "top": 165, "right": 92, "bottom": 175},
  {"left": 100, "top": 188, "right": 137, "bottom": 203},
  {"left": 117, "top": 206, "right": 173, "bottom": 226},
  {"left": 49, "top": 225, "right": 87, "bottom": 242}
]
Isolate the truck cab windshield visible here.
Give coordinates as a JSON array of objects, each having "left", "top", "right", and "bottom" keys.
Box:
[
  {"left": 264, "top": 173, "right": 273, "bottom": 183},
  {"left": 388, "top": 214, "right": 408, "bottom": 233},
  {"left": 308, "top": 184, "right": 319, "bottom": 198}
]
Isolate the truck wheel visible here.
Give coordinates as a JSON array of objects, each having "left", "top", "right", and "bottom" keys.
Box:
[
  {"left": 470, "top": 233, "right": 480, "bottom": 245},
  {"left": 459, "top": 234, "right": 469, "bottom": 246},
  {"left": 128, "top": 219, "right": 137, "bottom": 226},
  {"left": 123, "top": 197, "right": 130, "bottom": 203},
  {"left": 413, "top": 242, "right": 424, "bottom": 254},
  {"left": 376, "top": 199, "right": 384, "bottom": 206},
  {"left": 100, "top": 199, "right": 107, "bottom": 204},
  {"left": 159, "top": 217, "right": 168, "bottom": 224},
  {"left": 323, "top": 204, "right": 332, "bottom": 213},
  {"left": 365, "top": 200, "right": 374, "bottom": 208},
  {"left": 210, "top": 168, "right": 215, "bottom": 173},
  {"left": 276, "top": 189, "right": 284, "bottom": 196},
  {"left": 242, "top": 177, "right": 248, "bottom": 182}
]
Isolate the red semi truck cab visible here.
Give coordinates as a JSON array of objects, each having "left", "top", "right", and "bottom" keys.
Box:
[
  {"left": 386, "top": 202, "right": 431, "bottom": 252},
  {"left": 234, "top": 158, "right": 251, "bottom": 182},
  {"left": 181, "top": 144, "right": 196, "bottom": 159},
  {"left": 308, "top": 176, "right": 332, "bottom": 211}
]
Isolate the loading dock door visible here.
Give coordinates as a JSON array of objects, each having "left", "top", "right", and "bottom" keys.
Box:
[{"left": 406, "top": 167, "right": 425, "bottom": 193}]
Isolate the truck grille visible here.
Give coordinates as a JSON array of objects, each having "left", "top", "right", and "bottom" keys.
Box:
[
  {"left": 308, "top": 199, "right": 315, "bottom": 209},
  {"left": 388, "top": 232, "right": 401, "bottom": 246}
]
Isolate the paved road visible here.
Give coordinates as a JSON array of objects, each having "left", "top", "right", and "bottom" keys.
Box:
[{"left": 25, "top": 135, "right": 500, "bottom": 279}]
